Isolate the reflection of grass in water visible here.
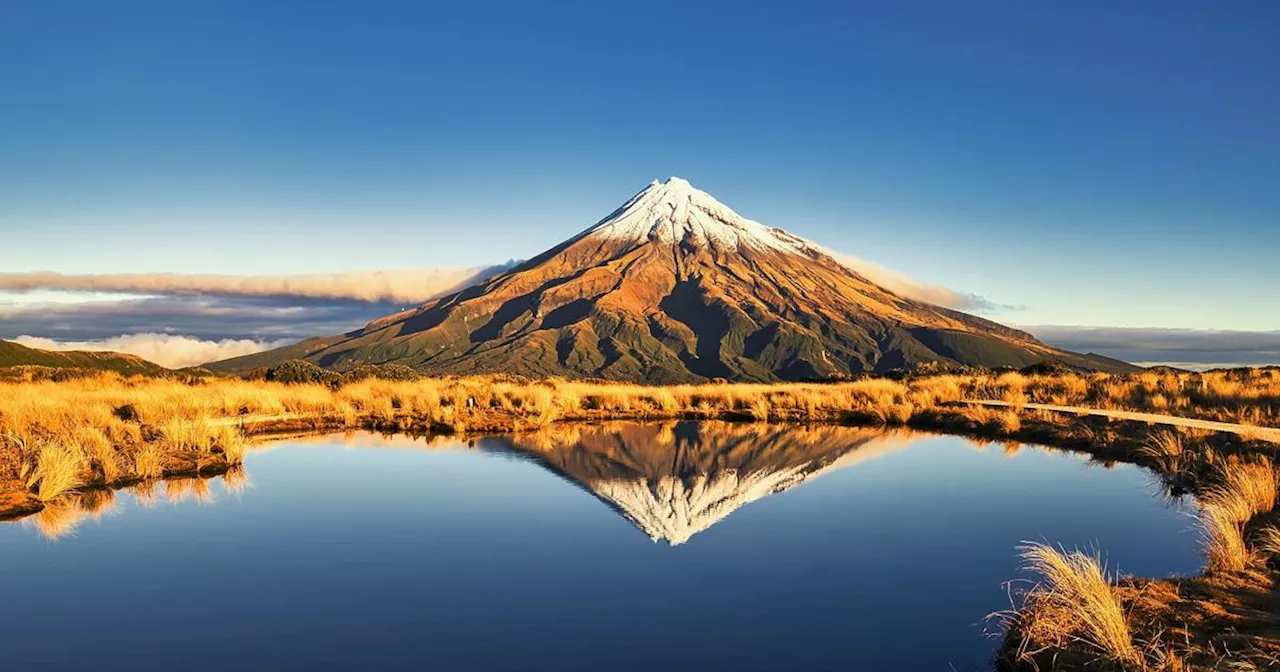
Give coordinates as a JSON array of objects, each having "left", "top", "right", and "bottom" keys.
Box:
[
  {"left": 221, "top": 464, "right": 250, "bottom": 493},
  {"left": 31, "top": 500, "right": 85, "bottom": 540},
  {"left": 164, "top": 477, "right": 213, "bottom": 504},
  {"left": 27, "top": 490, "right": 117, "bottom": 540},
  {"left": 79, "top": 489, "right": 116, "bottom": 516},
  {"left": 133, "top": 480, "right": 158, "bottom": 508},
  {"left": 17, "top": 470, "right": 234, "bottom": 540}
]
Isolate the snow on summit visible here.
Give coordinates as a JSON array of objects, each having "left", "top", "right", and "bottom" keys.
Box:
[{"left": 585, "top": 176, "right": 818, "bottom": 254}]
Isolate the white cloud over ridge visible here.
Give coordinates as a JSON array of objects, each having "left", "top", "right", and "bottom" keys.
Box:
[
  {"left": 11, "top": 334, "right": 292, "bottom": 369},
  {"left": 828, "top": 253, "right": 1015, "bottom": 312},
  {"left": 0, "top": 254, "right": 1013, "bottom": 312},
  {"left": 0, "top": 266, "right": 512, "bottom": 304},
  {"left": 0, "top": 252, "right": 1018, "bottom": 368}
]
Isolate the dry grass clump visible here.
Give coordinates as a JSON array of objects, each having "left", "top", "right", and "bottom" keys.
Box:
[
  {"left": 1199, "top": 503, "right": 1252, "bottom": 573},
  {"left": 1137, "top": 430, "right": 1187, "bottom": 476},
  {"left": 29, "top": 442, "right": 85, "bottom": 501},
  {"left": 1006, "top": 542, "right": 1142, "bottom": 668},
  {"left": 1194, "top": 457, "right": 1278, "bottom": 573},
  {"left": 1257, "top": 525, "right": 1280, "bottom": 557},
  {"left": 1203, "top": 458, "right": 1278, "bottom": 524},
  {"left": 131, "top": 444, "right": 166, "bottom": 479}
]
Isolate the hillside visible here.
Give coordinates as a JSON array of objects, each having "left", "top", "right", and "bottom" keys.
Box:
[
  {"left": 211, "top": 177, "right": 1134, "bottom": 380},
  {"left": 0, "top": 339, "right": 169, "bottom": 377}
]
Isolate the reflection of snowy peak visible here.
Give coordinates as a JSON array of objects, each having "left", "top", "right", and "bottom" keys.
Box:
[
  {"left": 592, "top": 466, "right": 817, "bottom": 546},
  {"left": 490, "top": 422, "right": 921, "bottom": 546}
]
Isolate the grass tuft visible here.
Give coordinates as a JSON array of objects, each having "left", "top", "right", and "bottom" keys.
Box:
[
  {"left": 1009, "top": 542, "right": 1141, "bottom": 667},
  {"left": 31, "top": 442, "right": 84, "bottom": 501},
  {"left": 1199, "top": 503, "right": 1252, "bottom": 573}
]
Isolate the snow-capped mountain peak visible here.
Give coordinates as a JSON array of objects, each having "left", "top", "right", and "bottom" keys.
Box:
[{"left": 585, "top": 176, "right": 817, "bottom": 254}]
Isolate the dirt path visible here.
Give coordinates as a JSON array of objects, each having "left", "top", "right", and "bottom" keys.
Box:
[{"left": 961, "top": 399, "right": 1280, "bottom": 444}]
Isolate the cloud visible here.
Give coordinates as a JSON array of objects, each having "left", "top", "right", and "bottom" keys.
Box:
[
  {"left": 0, "top": 264, "right": 516, "bottom": 304},
  {"left": 829, "top": 253, "right": 1020, "bottom": 313},
  {"left": 10, "top": 333, "right": 292, "bottom": 369},
  {"left": 0, "top": 255, "right": 1013, "bottom": 314},
  {"left": 0, "top": 251, "right": 1020, "bottom": 355},
  {"left": 0, "top": 294, "right": 390, "bottom": 342},
  {"left": 1028, "top": 326, "right": 1280, "bottom": 368}
]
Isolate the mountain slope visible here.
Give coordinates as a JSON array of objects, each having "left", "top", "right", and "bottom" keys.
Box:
[
  {"left": 211, "top": 177, "right": 1133, "bottom": 380},
  {"left": 0, "top": 339, "right": 169, "bottom": 376}
]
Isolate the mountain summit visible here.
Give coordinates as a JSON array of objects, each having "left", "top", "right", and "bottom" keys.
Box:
[
  {"left": 584, "top": 176, "right": 815, "bottom": 254},
  {"left": 211, "top": 178, "right": 1130, "bottom": 380}
]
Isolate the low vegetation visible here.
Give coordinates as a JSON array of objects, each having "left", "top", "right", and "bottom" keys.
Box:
[
  {"left": 3, "top": 365, "right": 1277, "bottom": 520},
  {"left": 1000, "top": 543, "right": 1141, "bottom": 668},
  {"left": 961, "top": 366, "right": 1280, "bottom": 428}
]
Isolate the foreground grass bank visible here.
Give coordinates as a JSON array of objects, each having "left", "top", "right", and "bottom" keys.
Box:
[{"left": 2, "top": 367, "right": 1279, "bottom": 668}]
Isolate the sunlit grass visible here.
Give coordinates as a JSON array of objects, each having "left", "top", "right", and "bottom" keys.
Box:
[
  {"left": 1257, "top": 525, "right": 1280, "bottom": 558},
  {"left": 1008, "top": 542, "right": 1141, "bottom": 668},
  {"left": 1199, "top": 503, "right": 1252, "bottom": 573},
  {"left": 1137, "top": 429, "right": 1186, "bottom": 476},
  {"left": 31, "top": 442, "right": 84, "bottom": 501}
]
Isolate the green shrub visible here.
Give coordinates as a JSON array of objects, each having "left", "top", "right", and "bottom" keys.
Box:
[
  {"left": 338, "top": 364, "right": 421, "bottom": 385},
  {"left": 266, "top": 360, "right": 340, "bottom": 386}
]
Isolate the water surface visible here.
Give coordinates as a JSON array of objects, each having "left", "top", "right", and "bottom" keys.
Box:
[{"left": 1, "top": 423, "right": 1200, "bottom": 671}]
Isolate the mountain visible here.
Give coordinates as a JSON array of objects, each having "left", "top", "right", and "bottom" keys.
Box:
[
  {"left": 0, "top": 339, "right": 169, "bottom": 376},
  {"left": 484, "top": 422, "right": 922, "bottom": 545},
  {"left": 210, "top": 177, "right": 1133, "bottom": 380}
]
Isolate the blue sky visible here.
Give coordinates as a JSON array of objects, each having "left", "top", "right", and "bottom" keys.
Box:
[{"left": 2, "top": 1, "right": 1278, "bottom": 341}]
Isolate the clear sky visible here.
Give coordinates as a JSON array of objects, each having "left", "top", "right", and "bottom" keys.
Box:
[{"left": 2, "top": 1, "right": 1278, "bottom": 331}]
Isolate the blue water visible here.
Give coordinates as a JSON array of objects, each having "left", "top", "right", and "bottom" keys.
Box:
[{"left": 0, "top": 424, "right": 1201, "bottom": 671}]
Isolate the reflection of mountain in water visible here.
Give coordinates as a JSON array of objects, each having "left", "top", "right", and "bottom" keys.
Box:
[
  {"left": 8, "top": 423, "right": 926, "bottom": 544},
  {"left": 483, "top": 422, "right": 922, "bottom": 546}
]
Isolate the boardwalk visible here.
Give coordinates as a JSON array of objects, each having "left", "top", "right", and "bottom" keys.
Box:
[{"left": 961, "top": 399, "right": 1280, "bottom": 444}]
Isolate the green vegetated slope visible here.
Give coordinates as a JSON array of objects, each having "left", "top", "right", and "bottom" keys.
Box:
[{"left": 0, "top": 339, "right": 169, "bottom": 377}]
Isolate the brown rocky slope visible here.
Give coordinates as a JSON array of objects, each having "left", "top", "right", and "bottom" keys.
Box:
[{"left": 210, "top": 177, "right": 1132, "bottom": 381}]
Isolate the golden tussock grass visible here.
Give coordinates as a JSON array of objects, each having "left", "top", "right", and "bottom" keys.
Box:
[
  {"left": 1203, "top": 458, "right": 1277, "bottom": 524},
  {"left": 1257, "top": 525, "right": 1280, "bottom": 557},
  {"left": 1006, "top": 542, "right": 1142, "bottom": 668},
  {"left": 1198, "top": 503, "right": 1252, "bottom": 573},
  {"left": 1192, "top": 456, "right": 1277, "bottom": 575},
  {"left": 1137, "top": 429, "right": 1187, "bottom": 476},
  {"left": 980, "top": 367, "right": 1280, "bottom": 430},
  {"left": 30, "top": 442, "right": 85, "bottom": 501}
]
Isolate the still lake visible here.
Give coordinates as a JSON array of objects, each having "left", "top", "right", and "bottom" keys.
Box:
[{"left": 1, "top": 422, "right": 1201, "bottom": 671}]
